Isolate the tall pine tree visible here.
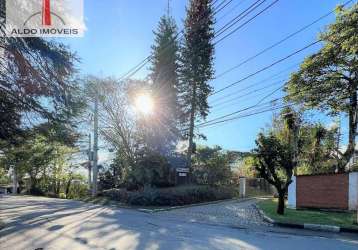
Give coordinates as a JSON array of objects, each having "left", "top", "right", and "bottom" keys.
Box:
[
  {"left": 149, "top": 12, "right": 180, "bottom": 154},
  {"left": 179, "top": 0, "right": 215, "bottom": 169}
]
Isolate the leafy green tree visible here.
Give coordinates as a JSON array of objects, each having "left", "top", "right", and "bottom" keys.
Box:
[
  {"left": 236, "top": 156, "right": 258, "bottom": 178},
  {"left": 254, "top": 133, "right": 294, "bottom": 215},
  {"left": 297, "top": 123, "right": 339, "bottom": 174},
  {"left": 149, "top": 14, "right": 180, "bottom": 154},
  {"left": 179, "top": 0, "right": 215, "bottom": 169},
  {"left": 255, "top": 108, "right": 300, "bottom": 214},
  {"left": 0, "top": 132, "right": 79, "bottom": 195},
  {"left": 0, "top": 1, "right": 82, "bottom": 143},
  {"left": 0, "top": 92, "right": 22, "bottom": 142},
  {"left": 192, "top": 146, "right": 232, "bottom": 185},
  {"left": 285, "top": 3, "right": 358, "bottom": 170},
  {"left": 128, "top": 150, "right": 171, "bottom": 188}
]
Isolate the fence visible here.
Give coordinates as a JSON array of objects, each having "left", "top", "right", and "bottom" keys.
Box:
[
  {"left": 239, "top": 177, "right": 275, "bottom": 198},
  {"left": 288, "top": 172, "right": 358, "bottom": 211}
]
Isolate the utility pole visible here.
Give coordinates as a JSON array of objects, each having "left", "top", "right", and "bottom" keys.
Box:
[
  {"left": 87, "top": 133, "right": 92, "bottom": 190},
  {"left": 12, "top": 165, "right": 17, "bottom": 194},
  {"left": 92, "top": 96, "right": 99, "bottom": 196}
]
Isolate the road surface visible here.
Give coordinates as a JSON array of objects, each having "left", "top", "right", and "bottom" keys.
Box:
[{"left": 1, "top": 196, "right": 358, "bottom": 250}]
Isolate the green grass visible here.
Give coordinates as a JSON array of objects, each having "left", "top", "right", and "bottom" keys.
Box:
[{"left": 258, "top": 199, "right": 358, "bottom": 229}]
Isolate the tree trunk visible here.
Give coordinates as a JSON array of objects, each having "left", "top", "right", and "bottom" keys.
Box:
[
  {"left": 277, "top": 191, "right": 285, "bottom": 215},
  {"left": 342, "top": 85, "right": 357, "bottom": 171},
  {"left": 65, "top": 177, "right": 72, "bottom": 198},
  {"left": 186, "top": 83, "right": 196, "bottom": 171}
]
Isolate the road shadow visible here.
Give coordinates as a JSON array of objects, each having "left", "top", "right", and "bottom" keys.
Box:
[{"left": 1, "top": 196, "right": 358, "bottom": 250}]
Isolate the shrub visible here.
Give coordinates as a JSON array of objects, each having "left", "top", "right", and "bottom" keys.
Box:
[
  {"left": 59, "top": 192, "right": 66, "bottom": 199},
  {"left": 127, "top": 151, "right": 172, "bottom": 189},
  {"left": 66, "top": 183, "right": 88, "bottom": 199},
  {"left": 29, "top": 186, "right": 45, "bottom": 196},
  {"left": 102, "top": 188, "right": 130, "bottom": 202},
  {"left": 192, "top": 146, "right": 232, "bottom": 185},
  {"left": 102, "top": 185, "right": 237, "bottom": 207},
  {"left": 45, "top": 192, "right": 58, "bottom": 198}
]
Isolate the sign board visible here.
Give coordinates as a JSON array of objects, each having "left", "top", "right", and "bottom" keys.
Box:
[
  {"left": 176, "top": 168, "right": 189, "bottom": 173},
  {"left": 5, "top": 0, "right": 85, "bottom": 37},
  {"left": 178, "top": 173, "right": 187, "bottom": 177}
]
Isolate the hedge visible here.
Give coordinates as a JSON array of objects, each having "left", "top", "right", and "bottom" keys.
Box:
[{"left": 102, "top": 185, "right": 237, "bottom": 206}]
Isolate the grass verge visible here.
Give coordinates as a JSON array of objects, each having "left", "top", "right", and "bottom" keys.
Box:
[{"left": 258, "top": 199, "right": 358, "bottom": 230}]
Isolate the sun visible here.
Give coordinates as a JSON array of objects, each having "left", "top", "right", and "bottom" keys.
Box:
[{"left": 134, "top": 93, "right": 154, "bottom": 115}]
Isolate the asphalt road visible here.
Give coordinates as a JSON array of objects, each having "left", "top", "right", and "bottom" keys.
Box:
[{"left": 1, "top": 196, "right": 358, "bottom": 250}]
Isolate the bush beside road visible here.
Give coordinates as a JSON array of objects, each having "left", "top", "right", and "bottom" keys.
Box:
[{"left": 101, "top": 185, "right": 238, "bottom": 207}]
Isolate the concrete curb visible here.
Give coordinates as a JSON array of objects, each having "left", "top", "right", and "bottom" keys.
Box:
[
  {"left": 138, "top": 197, "right": 255, "bottom": 213},
  {"left": 75, "top": 195, "right": 255, "bottom": 214},
  {"left": 254, "top": 204, "right": 358, "bottom": 234}
]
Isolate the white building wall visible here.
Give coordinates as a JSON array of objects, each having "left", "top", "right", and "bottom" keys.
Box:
[
  {"left": 287, "top": 176, "right": 296, "bottom": 209},
  {"left": 349, "top": 172, "right": 358, "bottom": 211}
]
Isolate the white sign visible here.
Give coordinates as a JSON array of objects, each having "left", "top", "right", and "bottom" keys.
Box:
[
  {"left": 176, "top": 168, "right": 190, "bottom": 173},
  {"left": 5, "top": 0, "right": 85, "bottom": 37},
  {"left": 178, "top": 173, "right": 187, "bottom": 177}
]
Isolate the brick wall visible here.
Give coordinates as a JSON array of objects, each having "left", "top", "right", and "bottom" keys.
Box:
[{"left": 296, "top": 173, "right": 349, "bottom": 210}]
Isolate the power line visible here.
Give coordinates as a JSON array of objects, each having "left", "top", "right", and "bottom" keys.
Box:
[
  {"left": 215, "top": 0, "right": 267, "bottom": 38},
  {"left": 217, "top": 0, "right": 249, "bottom": 22},
  {"left": 201, "top": 0, "right": 356, "bottom": 122},
  {"left": 214, "top": 0, "right": 235, "bottom": 15},
  {"left": 117, "top": 0, "right": 228, "bottom": 82},
  {"left": 211, "top": 79, "right": 284, "bottom": 108},
  {"left": 147, "top": 0, "right": 281, "bottom": 96},
  {"left": 198, "top": 104, "right": 290, "bottom": 129},
  {"left": 183, "top": 78, "right": 327, "bottom": 131},
  {"left": 213, "top": 0, "right": 228, "bottom": 9},
  {"left": 214, "top": 0, "right": 280, "bottom": 45},
  {"left": 118, "top": 0, "right": 277, "bottom": 83},
  {"left": 198, "top": 89, "right": 285, "bottom": 128},
  {"left": 199, "top": 90, "right": 353, "bottom": 130},
  {"left": 211, "top": 39, "right": 321, "bottom": 96},
  {"left": 214, "top": 0, "right": 354, "bottom": 79},
  {"left": 210, "top": 62, "right": 300, "bottom": 103}
]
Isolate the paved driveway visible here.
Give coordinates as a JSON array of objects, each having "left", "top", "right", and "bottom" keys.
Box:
[
  {"left": 1, "top": 196, "right": 358, "bottom": 250},
  {"left": 155, "top": 199, "right": 271, "bottom": 228}
]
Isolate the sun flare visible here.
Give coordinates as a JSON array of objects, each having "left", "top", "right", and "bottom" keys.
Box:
[{"left": 134, "top": 93, "right": 154, "bottom": 115}]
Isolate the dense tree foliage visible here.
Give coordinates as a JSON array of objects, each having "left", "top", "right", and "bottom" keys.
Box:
[
  {"left": 0, "top": 132, "right": 85, "bottom": 197},
  {"left": 255, "top": 133, "right": 294, "bottom": 215},
  {"left": 297, "top": 123, "right": 339, "bottom": 174},
  {"left": 149, "top": 14, "right": 181, "bottom": 154},
  {"left": 0, "top": 1, "right": 85, "bottom": 196},
  {"left": 192, "top": 146, "right": 232, "bottom": 185},
  {"left": 285, "top": 3, "right": 358, "bottom": 170},
  {"left": 179, "top": 0, "right": 215, "bottom": 169},
  {"left": 255, "top": 108, "right": 300, "bottom": 214}
]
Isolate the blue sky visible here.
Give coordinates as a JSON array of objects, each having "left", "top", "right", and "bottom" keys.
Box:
[{"left": 60, "top": 0, "right": 353, "bottom": 153}]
